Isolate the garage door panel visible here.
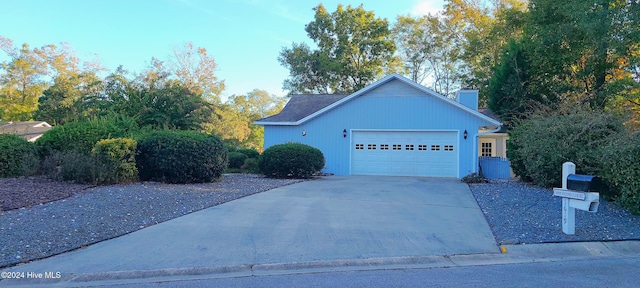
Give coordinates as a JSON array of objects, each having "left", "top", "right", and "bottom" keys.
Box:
[{"left": 351, "top": 131, "right": 458, "bottom": 177}]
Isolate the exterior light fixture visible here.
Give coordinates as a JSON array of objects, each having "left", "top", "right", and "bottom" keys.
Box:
[
  {"left": 463, "top": 129, "right": 468, "bottom": 140},
  {"left": 302, "top": 130, "right": 306, "bottom": 136},
  {"left": 343, "top": 129, "right": 347, "bottom": 138}
]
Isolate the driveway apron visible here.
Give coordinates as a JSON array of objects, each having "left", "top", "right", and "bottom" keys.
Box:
[{"left": 4, "top": 176, "right": 498, "bottom": 274}]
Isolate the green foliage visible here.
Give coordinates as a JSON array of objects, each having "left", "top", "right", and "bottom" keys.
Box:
[
  {"left": 237, "top": 148, "right": 260, "bottom": 159},
  {"left": 33, "top": 72, "right": 103, "bottom": 125},
  {"left": 136, "top": 130, "right": 228, "bottom": 184},
  {"left": 228, "top": 152, "right": 248, "bottom": 169},
  {"left": 92, "top": 138, "right": 138, "bottom": 184},
  {"left": 259, "top": 143, "right": 324, "bottom": 178},
  {"left": 41, "top": 150, "right": 96, "bottom": 183},
  {"left": 507, "top": 108, "right": 624, "bottom": 187},
  {"left": 241, "top": 158, "right": 260, "bottom": 174},
  {"left": 279, "top": 4, "right": 396, "bottom": 94},
  {"left": 0, "top": 134, "right": 37, "bottom": 177},
  {"left": 600, "top": 133, "right": 640, "bottom": 214},
  {"left": 36, "top": 115, "right": 139, "bottom": 155}
]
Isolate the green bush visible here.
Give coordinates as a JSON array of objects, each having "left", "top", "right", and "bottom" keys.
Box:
[
  {"left": 237, "top": 148, "right": 260, "bottom": 159},
  {"left": 507, "top": 109, "right": 624, "bottom": 187},
  {"left": 41, "top": 150, "right": 96, "bottom": 183},
  {"left": 228, "top": 152, "right": 248, "bottom": 169},
  {"left": 600, "top": 133, "right": 640, "bottom": 214},
  {"left": 136, "top": 131, "right": 228, "bottom": 184},
  {"left": 92, "top": 138, "right": 138, "bottom": 185},
  {"left": 259, "top": 143, "right": 324, "bottom": 178},
  {"left": 0, "top": 134, "right": 37, "bottom": 178},
  {"left": 241, "top": 158, "right": 260, "bottom": 174},
  {"left": 36, "top": 115, "right": 139, "bottom": 156}
]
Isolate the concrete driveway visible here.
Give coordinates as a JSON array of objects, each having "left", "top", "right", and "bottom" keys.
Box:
[{"left": 4, "top": 176, "right": 498, "bottom": 274}]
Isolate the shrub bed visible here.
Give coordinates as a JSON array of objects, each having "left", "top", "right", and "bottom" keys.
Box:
[
  {"left": 92, "top": 138, "right": 138, "bottom": 185},
  {"left": 0, "top": 134, "right": 37, "bottom": 178},
  {"left": 36, "top": 116, "right": 139, "bottom": 156},
  {"left": 228, "top": 152, "right": 248, "bottom": 169},
  {"left": 136, "top": 131, "right": 227, "bottom": 184},
  {"left": 600, "top": 133, "right": 640, "bottom": 214},
  {"left": 507, "top": 109, "right": 624, "bottom": 187},
  {"left": 259, "top": 143, "right": 324, "bottom": 178}
]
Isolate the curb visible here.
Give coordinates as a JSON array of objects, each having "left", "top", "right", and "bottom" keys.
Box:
[{"left": 2, "top": 240, "right": 639, "bottom": 287}]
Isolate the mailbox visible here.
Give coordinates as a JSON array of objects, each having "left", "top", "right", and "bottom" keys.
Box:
[
  {"left": 567, "top": 174, "right": 601, "bottom": 192},
  {"left": 568, "top": 193, "right": 599, "bottom": 212}
]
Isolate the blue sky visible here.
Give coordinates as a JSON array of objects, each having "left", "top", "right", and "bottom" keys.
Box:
[{"left": 0, "top": 0, "right": 445, "bottom": 100}]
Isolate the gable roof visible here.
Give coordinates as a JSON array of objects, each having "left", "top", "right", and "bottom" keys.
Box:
[
  {"left": 0, "top": 121, "right": 52, "bottom": 142},
  {"left": 258, "top": 94, "right": 348, "bottom": 123},
  {"left": 255, "top": 74, "right": 501, "bottom": 127}
]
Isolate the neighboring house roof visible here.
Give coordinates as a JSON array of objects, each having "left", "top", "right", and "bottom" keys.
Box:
[
  {"left": 0, "top": 121, "right": 52, "bottom": 142},
  {"left": 258, "top": 94, "right": 349, "bottom": 123},
  {"left": 478, "top": 108, "right": 507, "bottom": 133},
  {"left": 255, "top": 74, "right": 502, "bottom": 127}
]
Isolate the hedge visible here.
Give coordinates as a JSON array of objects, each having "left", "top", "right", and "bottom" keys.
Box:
[{"left": 136, "top": 131, "right": 227, "bottom": 183}]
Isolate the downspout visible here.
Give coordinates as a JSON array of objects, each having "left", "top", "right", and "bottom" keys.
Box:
[{"left": 474, "top": 125, "right": 503, "bottom": 175}]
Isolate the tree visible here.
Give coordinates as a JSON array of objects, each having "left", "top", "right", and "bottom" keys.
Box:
[
  {"left": 33, "top": 71, "right": 102, "bottom": 124},
  {"left": 523, "top": 0, "right": 640, "bottom": 109},
  {"left": 168, "top": 42, "right": 225, "bottom": 104},
  {"left": 279, "top": 4, "right": 396, "bottom": 94},
  {"left": 0, "top": 37, "right": 49, "bottom": 121},
  {"left": 439, "top": 0, "right": 527, "bottom": 103},
  {"left": 206, "top": 89, "right": 286, "bottom": 149}
]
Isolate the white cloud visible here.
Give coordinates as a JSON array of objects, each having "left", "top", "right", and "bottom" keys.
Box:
[{"left": 411, "top": 1, "right": 444, "bottom": 16}]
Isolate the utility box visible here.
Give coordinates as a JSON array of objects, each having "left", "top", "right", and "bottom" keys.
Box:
[{"left": 567, "top": 174, "right": 602, "bottom": 192}]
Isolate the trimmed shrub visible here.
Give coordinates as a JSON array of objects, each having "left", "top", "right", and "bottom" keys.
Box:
[
  {"left": 41, "top": 150, "right": 96, "bottom": 183},
  {"left": 507, "top": 109, "right": 624, "bottom": 187},
  {"left": 136, "top": 131, "right": 228, "bottom": 184},
  {"left": 241, "top": 158, "right": 260, "bottom": 174},
  {"left": 0, "top": 134, "right": 37, "bottom": 178},
  {"left": 237, "top": 148, "right": 260, "bottom": 159},
  {"left": 600, "top": 133, "right": 640, "bottom": 214},
  {"left": 92, "top": 138, "right": 138, "bottom": 185},
  {"left": 228, "top": 152, "right": 248, "bottom": 169},
  {"left": 259, "top": 143, "right": 324, "bottom": 178},
  {"left": 36, "top": 115, "right": 139, "bottom": 156}
]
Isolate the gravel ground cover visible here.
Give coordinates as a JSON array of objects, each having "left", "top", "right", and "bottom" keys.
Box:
[
  {"left": 470, "top": 180, "right": 640, "bottom": 245},
  {"left": 0, "top": 174, "right": 303, "bottom": 268}
]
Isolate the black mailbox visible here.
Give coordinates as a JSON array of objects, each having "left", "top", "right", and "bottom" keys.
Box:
[{"left": 567, "top": 174, "right": 601, "bottom": 192}]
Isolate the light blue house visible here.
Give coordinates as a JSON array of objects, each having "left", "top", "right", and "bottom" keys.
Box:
[{"left": 255, "top": 74, "right": 502, "bottom": 178}]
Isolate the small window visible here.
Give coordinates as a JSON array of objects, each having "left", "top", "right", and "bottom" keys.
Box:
[
  {"left": 355, "top": 144, "right": 364, "bottom": 150},
  {"left": 406, "top": 144, "right": 414, "bottom": 151},
  {"left": 418, "top": 144, "right": 428, "bottom": 151},
  {"left": 431, "top": 145, "right": 440, "bottom": 151},
  {"left": 380, "top": 144, "right": 389, "bottom": 150},
  {"left": 481, "top": 142, "right": 492, "bottom": 156},
  {"left": 444, "top": 145, "right": 454, "bottom": 151},
  {"left": 368, "top": 144, "right": 377, "bottom": 150},
  {"left": 392, "top": 144, "right": 402, "bottom": 150}
]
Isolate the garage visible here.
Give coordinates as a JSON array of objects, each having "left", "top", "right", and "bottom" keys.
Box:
[
  {"left": 255, "top": 74, "right": 502, "bottom": 177},
  {"left": 350, "top": 131, "right": 458, "bottom": 177}
]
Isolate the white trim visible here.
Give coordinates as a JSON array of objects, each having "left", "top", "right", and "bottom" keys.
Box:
[{"left": 254, "top": 74, "right": 502, "bottom": 127}]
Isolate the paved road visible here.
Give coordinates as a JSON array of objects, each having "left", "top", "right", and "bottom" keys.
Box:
[
  {"left": 112, "top": 256, "right": 640, "bottom": 288},
  {"left": 1, "top": 176, "right": 497, "bottom": 277}
]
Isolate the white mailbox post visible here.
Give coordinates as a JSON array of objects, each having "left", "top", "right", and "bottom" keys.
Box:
[{"left": 552, "top": 162, "right": 600, "bottom": 235}]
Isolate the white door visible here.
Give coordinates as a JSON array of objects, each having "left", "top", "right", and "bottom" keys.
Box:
[{"left": 351, "top": 131, "right": 458, "bottom": 177}]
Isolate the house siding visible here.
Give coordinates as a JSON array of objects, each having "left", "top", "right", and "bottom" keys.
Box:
[{"left": 263, "top": 79, "right": 495, "bottom": 177}]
